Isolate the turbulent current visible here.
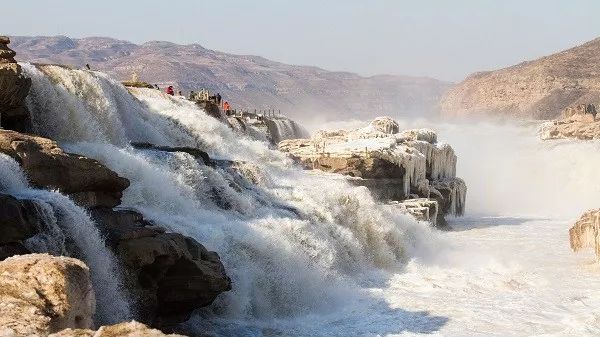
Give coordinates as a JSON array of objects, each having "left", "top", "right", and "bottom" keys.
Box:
[{"left": 12, "top": 63, "right": 600, "bottom": 336}]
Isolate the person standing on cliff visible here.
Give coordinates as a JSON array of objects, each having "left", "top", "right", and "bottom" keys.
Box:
[
  {"left": 166, "top": 86, "right": 175, "bottom": 96},
  {"left": 216, "top": 93, "right": 222, "bottom": 105},
  {"left": 223, "top": 101, "right": 231, "bottom": 114}
]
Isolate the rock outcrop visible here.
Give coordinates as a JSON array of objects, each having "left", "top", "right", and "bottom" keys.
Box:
[
  {"left": 442, "top": 37, "right": 600, "bottom": 119},
  {"left": 90, "top": 208, "right": 231, "bottom": 327},
  {"left": 49, "top": 321, "right": 186, "bottom": 337},
  {"left": 0, "top": 36, "right": 32, "bottom": 132},
  {"left": 0, "top": 254, "right": 95, "bottom": 336},
  {"left": 0, "top": 129, "right": 130, "bottom": 207},
  {"left": 0, "top": 193, "right": 45, "bottom": 260},
  {"left": 539, "top": 103, "right": 600, "bottom": 140},
  {"left": 278, "top": 117, "right": 466, "bottom": 226},
  {"left": 569, "top": 209, "right": 600, "bottom": 259}
]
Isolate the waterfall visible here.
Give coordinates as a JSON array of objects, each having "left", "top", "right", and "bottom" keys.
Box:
[
  {"left": 265, "top": 117, "right": 310, "bottom": 144},
  {"left": 21, "top": 63, "right": 449, "bottom": 326},
  {"left": 0, "top": 153, "right": 131, "bottom": 325}
]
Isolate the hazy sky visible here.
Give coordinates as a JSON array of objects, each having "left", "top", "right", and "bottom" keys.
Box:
[{"left": 2, "top": 0, "right": 599, "bottom": 81}]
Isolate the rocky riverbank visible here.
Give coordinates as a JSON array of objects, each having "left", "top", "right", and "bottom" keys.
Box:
[
  {"left": 540, "top": 104, "right": 600, "bottom": 140},
  {"left": 278, "top": 117, "right": 466, "bottom": 226}
]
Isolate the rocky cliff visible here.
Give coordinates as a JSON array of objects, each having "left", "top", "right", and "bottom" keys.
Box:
[
  {"left": 10, "top": 35, "right": 451, "bottom": 122},
  {"left": 0, "top": 36, "right": 31, "bottom": 131},
  {"left": 442, "top": 37, "right": 600, "bottom": 119},
  {"left": 278, "top": 117, "right": 466, "bottom": 226}
]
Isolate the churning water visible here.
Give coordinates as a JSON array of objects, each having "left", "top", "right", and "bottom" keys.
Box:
[{"left": 14, "top": 63, "right": 600, "bottom": 336}]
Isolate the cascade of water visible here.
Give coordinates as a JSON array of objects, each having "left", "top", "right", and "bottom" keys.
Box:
[
  {"left": 0, "top": 153, "right": 132, "bottom": 325},
  {"left": 21, "top": 63, "right": 449, "bottom": 323}
]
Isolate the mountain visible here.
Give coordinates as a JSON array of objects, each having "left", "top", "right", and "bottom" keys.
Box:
[
  {"left": 10, "top": 36, "right": 451, "bottom": 124},
  {"left": 441, "top": 37, "right": 600, "bottom": 119}
]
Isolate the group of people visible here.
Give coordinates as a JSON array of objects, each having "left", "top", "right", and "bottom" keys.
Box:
[{"left": 162, "top": 85, "right": 232, "bottom": 113}]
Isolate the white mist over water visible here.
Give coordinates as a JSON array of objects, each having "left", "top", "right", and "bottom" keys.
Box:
[{"left": 17, "top": 63, "right": 600, "bottom": 336}]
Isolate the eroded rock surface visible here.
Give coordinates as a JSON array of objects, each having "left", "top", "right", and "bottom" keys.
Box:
[
  {"left": 540, "top": 104, "right": 600, "bottom": 140},
  {"left": 0, "top": 254, "right": 95, "bottom": 336},
  {"left": 0, "top": 36, "right": 32, "bottom": 132},
  {"left": 569, "top": 209, "right": 600, "bottom": 259},
  {"left": 91, "top": 208, "right": 231, "bottom": 327},
  {"left": 278, "top": 117, "right": 466, "bottom": 225},
  {"left": 0, "top": 129, "right": 130, "bottom": 207}
]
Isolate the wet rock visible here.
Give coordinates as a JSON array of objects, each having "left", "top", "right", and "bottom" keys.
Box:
[
  {"left": 0, "top": 36, "right": 32, "bottom": 132},
  {"left": 0, "top": 193, "right": 41, "bottom": 244},
  {"left": 0, "top": 130, "right": 130, "bottom": 208},
  {"left": 131, "top": 142, "right": 211, "bottom": 165},
  {"left": 91, "top": 208, "right": 231, "bottom": 327},
  {"left": 0, "top": 254, "right": 95, "bottom": 336}
]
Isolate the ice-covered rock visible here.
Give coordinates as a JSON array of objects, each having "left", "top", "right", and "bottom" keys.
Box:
[
  {"left": 569, "top": 209, "right": 600, "bottom": 259},
  {"left": 278, "top": 117, "right": 466, "bottom": 225}
]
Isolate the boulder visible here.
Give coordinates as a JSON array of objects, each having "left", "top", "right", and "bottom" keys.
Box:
[
  {"left": 0, "top": 193, "right": 41, "bottom": 245},
  {"left": 0, "top": 254, "right": 95, "bottom": 336},
  {"left": 0, "top": 130, "right": 130, "bottom": 208},
  {"left": 49, "top": 321, "right": 187, "bottom": 337},
  {"left": 90, "top": 208, "right": 231, "bottom": 327},
  {"left": 569, "top": 209, "right": 600, "bottom": 259},
  {"left": 0, "top": 36, "right": 32, "bottom": 132},
  {"left": 278, "top": 117, "right": 466, "bottom": 224}
]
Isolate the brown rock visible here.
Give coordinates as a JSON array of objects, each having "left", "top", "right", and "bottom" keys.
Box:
[
  {"left": 91, "top": 208, "right": 231, "bottom": 327},
  {"left": 569, "top": 209, "right": 600, "bottom": 259},
  {"left": 0, "top": 37, "right": 32, "bottom": 132},
  {"left": 441, "top": 37, "right": 600, "bottom": 120},
  {"left": 0, "top": 193, "right": 41, "bottom": 245},
  {"left": 0, "top": 130, "right": 130, "bottom": 208},
  {"left": 0, "top": 254, "right": 95, "bottom": 336}
]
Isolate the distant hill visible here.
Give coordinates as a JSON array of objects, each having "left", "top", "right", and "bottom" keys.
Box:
[
  {"left": 442, "top": 37, "right": 600, "bottom": 119},
  {"left": 11, "top": 36, "right": 451, "bottom": 124}
]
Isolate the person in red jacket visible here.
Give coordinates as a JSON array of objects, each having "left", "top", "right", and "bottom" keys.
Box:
[
  {"left": 166, "top": 86, "right": 175, "bottom": 96},
  {"left": 223, "top": 101, "right": 231, "bottom": 113}
]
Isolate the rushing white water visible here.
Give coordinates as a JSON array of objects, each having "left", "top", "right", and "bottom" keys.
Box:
[
  {"left": 265, "top": 117, "right": 310, "bottom": 143},
  {"left": 19, "top": 63, "right": 600, "bottom": 336},
  {"left": 0, "top": 153, "right": 131, "bottom": 326}
]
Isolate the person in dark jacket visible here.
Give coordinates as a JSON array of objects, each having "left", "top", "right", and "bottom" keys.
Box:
[{"left": 216, "top": 93, "right": 222, "bottom": 105}]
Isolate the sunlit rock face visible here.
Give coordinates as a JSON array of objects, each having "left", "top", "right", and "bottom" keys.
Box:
[
  {"left": 0, "top": 254, "right": 95, "bottom": 336},
  {"left": 570, "top": 209, "right": 600, "bottom": 259},
  {"left": 0, "top": 36, "right": 32, "bottom": 132},
  {"left": 278, "top": 117, "right": 466, "bottom": 226},
  {"left": 442, "top": 37, "right": 600, "bottom": 120},
  {"left": 0, "top": 129, "right": 130, "bottom": 208},
  {"left": 540, "top": 104, "right": 600, "bottom": 140}
]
